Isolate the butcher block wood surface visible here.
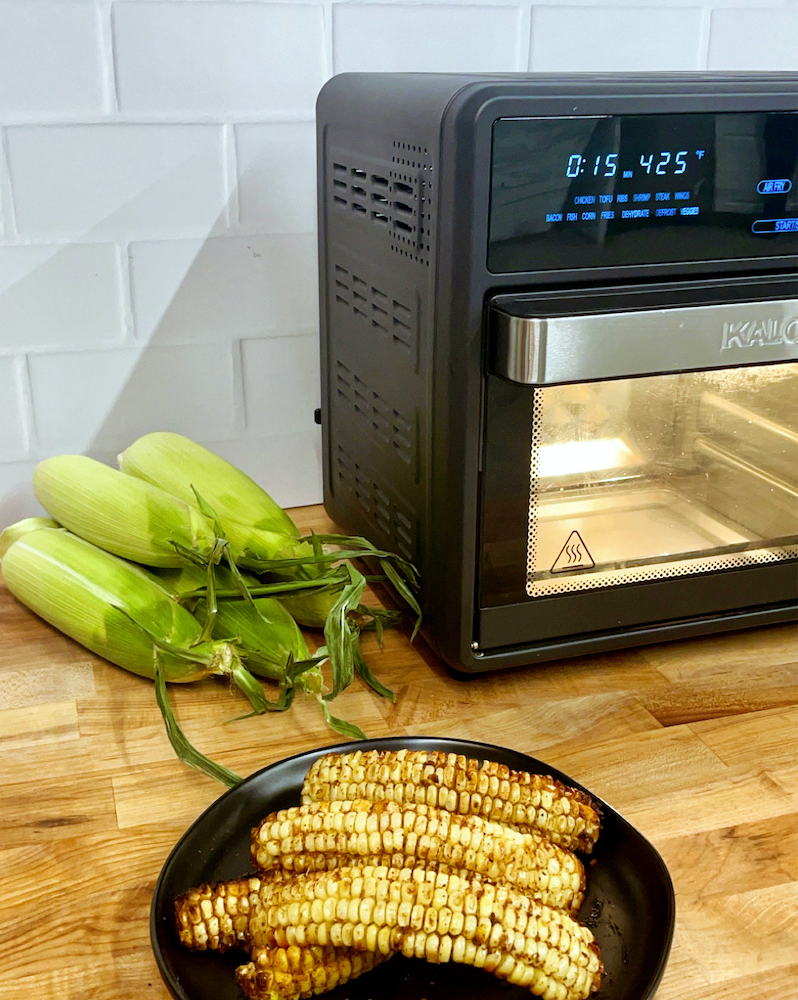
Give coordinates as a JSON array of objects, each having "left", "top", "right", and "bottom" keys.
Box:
[{"left": 1, "top": 504, "right": 797, "bottom": 999}]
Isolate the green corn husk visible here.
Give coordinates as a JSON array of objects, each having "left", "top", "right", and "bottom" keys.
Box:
[
  {"left": 32, "top": 454, "right": 276, "bottom": 643},
  {"left": 277, "top": 586, "right": 338, "bottom": 628},
  {"left": 0, "top": 516, "right": 60, "bottom": 557},
  {"left": 196, "top": 594, "right": 312, "bottom": 682},
  {"left": 1, "top": 527, "right": 223, "bottom": 681},
  {"left": 0, "top": 526, "right": 263, "bottom": 786},
  {"left": 118, "top": 431, "right": 299, "bottom": 537},
  {"left": 142, "top": 562, "right": 320, "bottom": 691},
  {"left": 33, "top": 455, "right": 218, "bottom": 569},
  {"left": 116, "top": 432, "right": 420, "bottom": 709},
  {"left": 141, "top": 563, "right": 209, "bottom": 602}
]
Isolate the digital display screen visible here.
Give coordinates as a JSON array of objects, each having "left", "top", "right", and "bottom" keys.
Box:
[{"left": 488, "top": 112, "right": 798, "bottom": 273}]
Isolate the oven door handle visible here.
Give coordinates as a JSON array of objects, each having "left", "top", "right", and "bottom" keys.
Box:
[{"left": 491, "top": 298, "right": 798, "bottom": 385}]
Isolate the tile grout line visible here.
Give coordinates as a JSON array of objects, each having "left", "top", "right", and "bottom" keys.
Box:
[
  {"left": 698, "top": 4, "right": 713, "bottom": 70},
  {"left": 323, "top": 0, "right": 335, "bottom": 79},
  {"left": 17, "top": 354, "right": 39, "bottom": 460},
  {"left": 518, "top": 2, "right": 533, "bottom": 72},
  {"left": 0, "top": 126, "right": 19, "bottom": 241},
  {"left": 222, "top": 123, "right": 241, "bottom": 231},
  {"left": 99, "top": 1, "right": 120, "bottom": 116},
  {"left": 118, "top": 242, "right": 136, "bottom": 344}
]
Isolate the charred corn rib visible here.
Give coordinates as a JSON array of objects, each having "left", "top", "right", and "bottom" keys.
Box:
[
  {"left": 175, "top": 875, "right": 273, "bottom": 952},
  {"left": 236, "top": 945, "right": 389, "bottom": 1000},
  {"left": 251, "top": 799, "right": 585, "bottom": 914},
  {"left": 302, "top": 750, "right": 601, "bottom": 854},
  {"left": 249, "top": 864, "right": 602, "bottom": 1000},
  {"left": 175, "top": 875, "right": 389, "bottom": 999}
]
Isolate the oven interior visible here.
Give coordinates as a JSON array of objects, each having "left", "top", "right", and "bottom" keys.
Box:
[{"left": 526, "top": 362, "right": 798, "bottom": 597}]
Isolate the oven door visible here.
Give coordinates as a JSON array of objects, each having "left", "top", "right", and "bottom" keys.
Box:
[{"left": 478, "top": 277, "right": 798, "bottom": 653}]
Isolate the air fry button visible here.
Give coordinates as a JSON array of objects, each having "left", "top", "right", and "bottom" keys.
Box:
[{"left": 757, "top": 179, "right": 792, "bottom": 195}]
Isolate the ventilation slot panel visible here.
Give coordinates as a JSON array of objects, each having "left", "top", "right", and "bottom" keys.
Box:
[
  {"left": 328, "top": 144, "right": 434, "bottom": 263},
  {"left": 333, "top": 364, "right": 416, "bottom": 469},
  {"left": 334, "top": 447, "right": 417, "bottom": 559},
  {"left": 335, "top": 361, "right": 352, "bottom": 402},
  {"left": 330, "top": 263, "right": 416, "bottom": 354}
]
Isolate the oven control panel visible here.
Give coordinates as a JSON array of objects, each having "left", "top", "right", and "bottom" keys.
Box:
[{"left": 489, "top": 112, "right": 798, "bottom": 272}]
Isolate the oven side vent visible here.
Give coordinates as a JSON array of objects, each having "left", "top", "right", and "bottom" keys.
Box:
[
  {"left": 390, "top": 140, "right": 433, "bottom": 265},
  {"left": 327, "top": 143, "right": 434, "bottom": 265},
  {"left": 331, "top": 262, "right": 417, "bottom": 354},
  {"left": 334, "top": 364, "right": 416, "bottom": 468},
  {"left": 335, "top": 446, "right": 416, "bottom": 560}
]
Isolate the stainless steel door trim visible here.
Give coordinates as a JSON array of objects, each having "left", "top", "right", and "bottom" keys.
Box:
[{"left": 492, "top": 298, "right": 798, "bottom": 384}]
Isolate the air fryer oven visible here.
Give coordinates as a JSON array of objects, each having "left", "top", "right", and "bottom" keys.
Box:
[{"left": 316, "top": 73, "right": 798, "bottom": 673}]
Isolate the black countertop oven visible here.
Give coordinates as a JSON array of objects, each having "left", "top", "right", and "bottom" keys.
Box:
[{"left": 316, "top": 72, "right": 798, "bottom": 673}]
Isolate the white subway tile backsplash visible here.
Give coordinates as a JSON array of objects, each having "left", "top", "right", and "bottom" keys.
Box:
[
  {"left": 213, "top": 433, "right": 322, "bottom": 510},
  {"left": 114, "top": 3, "right": 326, "bottom": 117},
  {"left": 129, "top": 235, "right": 318, "bottom": 344},
  {"left": 6, "top": 125, "right": 226, "bottom": 240},
  {"left": 709, "top": 9, "right": 798, "bottom": 70},
  {"left": 242, "top": 335, "right": 320, "bottom": 437},
  {"left": 0, "top": 461, "right": 42, "bottom": 529},
  {"left": 530, "top": 6, "right": 704, "bottom": 72},
  {"left": 28, "top": 345, "right": 238, "bottom": 453},
  {"left": 0, "top": 0, "right": 794, "bottom": 514},
  {"left": 0, "top": 3, "right": 104, "bottom": 117},
  {"left": 235, "top": 123, "right": 318, "bottom": 234},
  {"left": 333, "top": 4, "right": 523, "bottom": 73},
  {"left": 0, "top": 358, "right": 27, "bottom": 460},
  {"left": 0, "top": 245, "right": 124, "bottom": 351}
]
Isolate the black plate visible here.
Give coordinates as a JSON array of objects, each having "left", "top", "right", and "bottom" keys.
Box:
[{"left": 151, "top": 736, "right": 675, "bottom": 1000}]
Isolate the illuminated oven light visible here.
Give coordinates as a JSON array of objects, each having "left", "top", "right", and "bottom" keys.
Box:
[{"left": 536, "top": 437, "right": 638, "bottom": 477}]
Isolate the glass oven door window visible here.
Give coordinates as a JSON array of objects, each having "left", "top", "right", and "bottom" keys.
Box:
[{"left": 526, "top": 362, "right": 798, "bottom": 597}]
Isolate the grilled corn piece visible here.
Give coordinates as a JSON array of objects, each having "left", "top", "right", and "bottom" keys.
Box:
[
  {"left": 249, "top": 864, "right": 602, "bottom": 1000},
  {"left": 251, "top": 799, "right": 585, "bottom": 914},
  {"left": 302, "top": 750, "right": 601, "bottom": 854},
  {"left": 236, "top": 945, "right": 390, "bottom": 1000},
  {"left": 176, "top": 874, "right": 389, "bottom": 999},
  {"left": 175, "top": 875, "right": 272, "bottom": 952}
]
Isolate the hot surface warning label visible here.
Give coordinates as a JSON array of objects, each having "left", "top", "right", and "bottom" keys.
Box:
[{"left": 551, "top": 531, "right": 595, "bottom": 573}]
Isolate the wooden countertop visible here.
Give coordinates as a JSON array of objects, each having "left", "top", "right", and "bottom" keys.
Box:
[{"left": 1, "top": 504, "right": 797, "bottom": 999}]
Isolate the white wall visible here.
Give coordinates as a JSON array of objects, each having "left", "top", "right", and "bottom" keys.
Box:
[{"left": 1, "top": 0, "right": 796, "bottom": 526}]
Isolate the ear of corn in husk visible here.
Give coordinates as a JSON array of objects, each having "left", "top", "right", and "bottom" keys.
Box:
[
  {"left": 34, "top": 454, "right": 219, "bottom": 568},
  {"left": 0, "top": 525, "right": 253, "bottom": 786},
  {"left": 118, "top": 431, "right": 300, "bottom": 538},
  {"left": 145, "top": 561, "right": 315, "bottom": 684},
  {"left": 119, "top": 434, "right": 318, "bottom": 581},
  {"left": 32, "top": 453, "right": 272, "bottom": 642},
  {"left": 0, "top": 516, "right": 60, "bottom": 557},
  {"left": 116, "top": 434, "right": 416, "bottom": 706},
  {"left": 143, "top": 562, "right": 366, "bottom": 736},
  {"left": 117, "top": 433, "right": 420, "bottom": 615}
]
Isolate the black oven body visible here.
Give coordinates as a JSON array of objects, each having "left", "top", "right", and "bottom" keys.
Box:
[{"left": 316, "top": 73, "right": 798, "bottom": 673}]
